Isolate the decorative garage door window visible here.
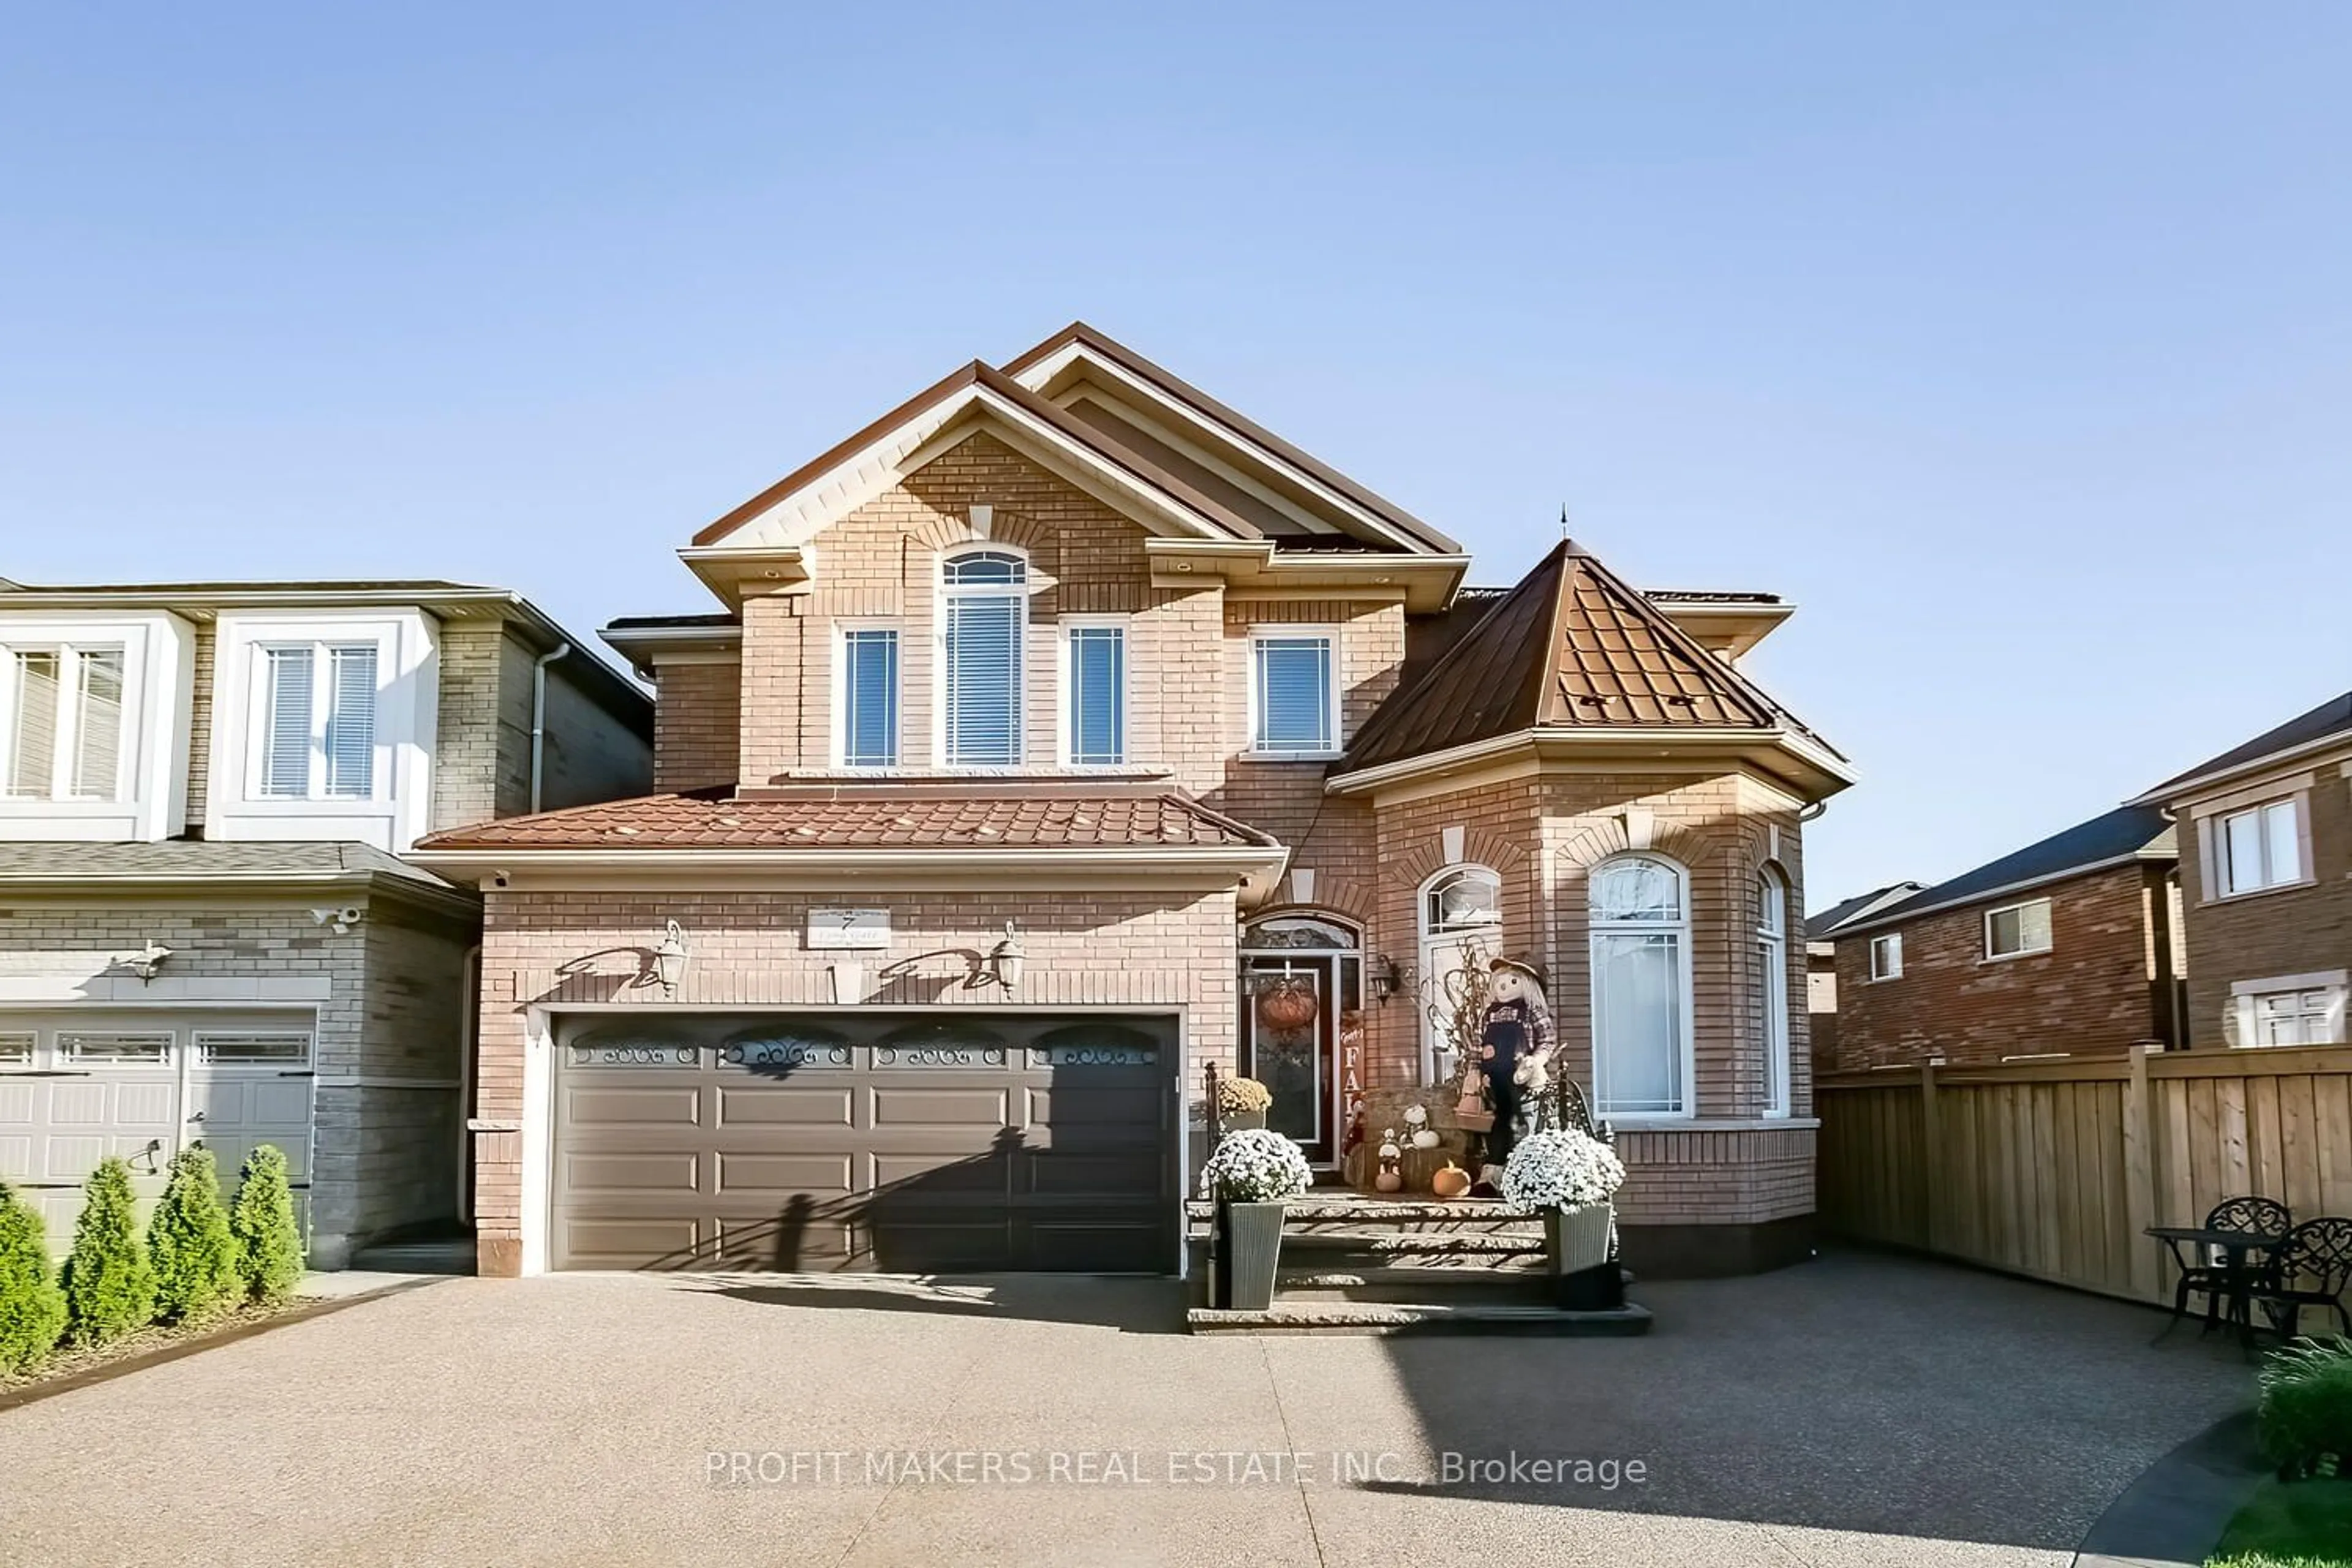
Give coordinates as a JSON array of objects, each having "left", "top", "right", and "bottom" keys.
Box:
[
  {"left": 722, "top": 1025, "right": 851, "bottom": 1069},
  {"left": 0, "top": 1033, "right": 30, "bottom": 1067},
  {"left": 568, "top": 1030, "right": 699, "bottom": 1068},
  {"left": 59, "top": 1031, "right": 172, "bottom": 1064},
  {"left": 875, "top": 1021, "right": 1007, "bottom": 1067},
  {"left": 194, "top": 1031, "right": 313, "bottom": 1066},
  {"left": 1030, "top": 1024, "right": 1159, "bottom": 1068}
]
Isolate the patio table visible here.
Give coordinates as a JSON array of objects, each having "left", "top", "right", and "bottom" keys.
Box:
[{"left": 2146, "top": 1224, "right": 2287, "bottom": 1346}]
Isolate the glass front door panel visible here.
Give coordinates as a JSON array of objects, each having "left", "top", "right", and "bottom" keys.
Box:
[{"left": 1245, "top": 960, "right": 1327, "bottom": 1156}]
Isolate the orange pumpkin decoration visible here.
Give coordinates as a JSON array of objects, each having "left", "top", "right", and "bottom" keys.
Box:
[
  {"left": 1255, "top": 979, "right": 1320, "bottom": 1033},
  {"left": 1431, "top": 1163, "right": 1472, "bottom": 1200}
]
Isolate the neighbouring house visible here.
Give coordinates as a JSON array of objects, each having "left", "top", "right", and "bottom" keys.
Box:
[
  {"left": 1803, "top": 882, "right": 1921, "bottom": 1069},
  {"left": 2128, "top": 690, "right": 2351, "bottom": 1050},
  {"left": 410, "top": 323, "right": 1852, "bottom": 1280},
  {"left": 1820, "top": 806, "right": 2184, "bottom": 1071},
  {"left": 0, "top": 580, "right": 650, "bottom": 1265}
]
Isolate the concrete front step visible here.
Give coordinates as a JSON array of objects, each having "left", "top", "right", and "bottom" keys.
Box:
[
  {"left": 1278, "top": 1267, "right": 1553, "bottom": 1306},
  {"left": 1187, "top": 1302, "right": 1653, "bottom": 1336},
  {"left": 1184, "top": 1197, "right": 1540, "bottom": 1231},
  {"left": 1275, "top": 1229, "right": 1545, "bottom": 1256}
]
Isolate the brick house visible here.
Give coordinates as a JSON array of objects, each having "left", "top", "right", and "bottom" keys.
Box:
[
  {"left": 1820, "top": 807, "right": 2184, "bottom": 1071},
  {"left": 2128, "top": 690, "right": 2351, "bottom": 1049},
  {"left": 1803, "top": 882, "right": 1921, "bottom": 1069},
  {"left": 0, "top": 581, "right": 650, "bottom": 1265},
  {"left": 411, "top": 324, "right": 1852, "bottom": 1280}
]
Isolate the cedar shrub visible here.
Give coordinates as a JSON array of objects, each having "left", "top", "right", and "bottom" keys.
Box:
[
  {"left": 0, "top": 1180, "right": 67, "bottom": 1374},
  {"left": 148, "top": 1145, "right": 241, "bottom": 1325},
  {"left": 61, "top": 1156, "right": 154, "bottom": 1345},
  {"left": 230, "top": 1145, "right": 305, "bottom": 1304}
]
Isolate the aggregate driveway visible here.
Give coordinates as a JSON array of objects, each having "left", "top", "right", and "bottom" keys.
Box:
[{"left": 0, "top": 1250, "right": 2252, "bottom": 1567}]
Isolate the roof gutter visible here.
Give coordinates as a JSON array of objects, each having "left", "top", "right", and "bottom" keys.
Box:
[
  {"left": 407, "top": 843, "right": 1290, "bottom": 888},
  {"left": 2125, "top": 729, "right": 2352, "bottom": 808},
  {"left": 1325, "top": 726, "right": 1857, "bottom": 798}
]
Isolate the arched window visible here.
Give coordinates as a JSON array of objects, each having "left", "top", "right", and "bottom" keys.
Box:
[
  {"left": 940, "top": 548, "right": 1027, "bottom": 766},
  {"left": 1758, "top": 867, "right": 1790, "bottom": 1118},
  {"left": 1589, "top": 854, "right": 1692, "bottom": 1118},
  {"left": 1419, "top": 865, "right": 1502, "bottom": 1083}
]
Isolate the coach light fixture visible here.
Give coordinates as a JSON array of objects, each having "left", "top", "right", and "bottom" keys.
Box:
[
  {"left": 124, "top": 941, "right": 175, "bottom": 984},
  {"left": 653, "top": 919, "right": 690, "bottom": 998},
  {"left": 1371, "top": 953, "right": 1403, "bottom": 1003},
  {"left": 989, "top": 921, "right": 1027, "bottom": 992}
]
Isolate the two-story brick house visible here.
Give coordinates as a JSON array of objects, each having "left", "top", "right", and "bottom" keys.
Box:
[
  {"left": 2130, "top": 690, "right": 2351, "bottom": 1049},
  {"left": 412, "top": 325, "right": 1851, "bottom": 1280},
  {"left": 1820, "top": 807, "right": 2184, "bottom": 1071},
  {"left": 0, "top": 580, "right": 650, "bottom": 1265}
]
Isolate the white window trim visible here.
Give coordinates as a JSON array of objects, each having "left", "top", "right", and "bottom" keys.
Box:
[
  {"left": 246, "top": 641, "right": 381, "bottom": 803},
  {"left": 2228, "top": 970, "right": 2348, "bottom": 1049},
  {"left": 1415, "top": 863, "right": 1504, "bottom": 1084},
  {"left": 2206, "top": 794, "right": 2315, "bottom": 902},
  {"left": 1057, "top": 615, "right": 1130, "bottom": 768},
  {"left": 1245, "top": 623, "right": 1342, "bottom": 761},
  {"left": 1759, "top": 869, "right": 1790, "bottom": 1118},
  {"left": 1868, "top": 932, "right": 1904, "bottom": 981},
  {"left": 1982, "top": 897, "right": 2054, "bottom": 963},
  {"left": 933, "top": 547, "right": 1030, "bottom": 771},
  {"left": 0, "top": 611, "right": 192, "bottom": 842},
  {"left": 831, "top": 619, "right": 901, "bottom": 771},
  {"left": 1589, "top": 853, "right": 1698, "bottom": 1121},
  {"left": 207, "top": 609, "right": 438, "bottom": 851}
]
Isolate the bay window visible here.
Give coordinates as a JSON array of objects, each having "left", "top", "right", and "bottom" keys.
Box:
[
  {"left": 1417, "top": 864, "right": 1503, "bottom": 1082},
  {"left": 1759, "top": 868, "right": 1791, "bottom": 1117},
  {"left": 1590, "top": 854, "right": 1692, "bottom": 1118}
]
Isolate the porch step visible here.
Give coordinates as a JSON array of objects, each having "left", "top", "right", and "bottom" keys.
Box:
[
  {"left": 349, "top": 1237, "right": 477, "bottom": 1276},
  {"left": 1275, "top": 1229, "right": 1545, "bottom": 1256},
  {"left": 1278, "top": 1266, "right": 1553, "bottom": 1306},
  {"left": 1186, "top": 1302, "right": 1653, "bottom": 1336}
]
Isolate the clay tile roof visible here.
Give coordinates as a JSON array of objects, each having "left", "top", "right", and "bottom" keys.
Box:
[
  {"left": 413, "top": 784, "right": 1279, "bottom": 853},
  {"left": 1344, "top": 540, "right": 1839, "bottom": 771}
]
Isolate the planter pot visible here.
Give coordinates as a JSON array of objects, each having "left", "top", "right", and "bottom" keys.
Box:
[
  {"left": 1542, "top": 1202, "right": 1615, "bottom": 1276},
  {"left": 1221, "top": 1109, "right": 1267, "bottom": 1133},
  {"left": 1216, "top": 1200, "right": 1287, "bottom": 1311}
]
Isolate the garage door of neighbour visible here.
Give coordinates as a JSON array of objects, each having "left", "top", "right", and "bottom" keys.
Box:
[
  {"left": 0, "top": 1012, "right": 316, "bottom": 1242},
  {"left": 552, "top": 1012, "right": 1175, "bottom": 1274}
]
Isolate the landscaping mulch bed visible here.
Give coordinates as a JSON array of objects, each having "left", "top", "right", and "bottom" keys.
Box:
[{"left": 0, "top": 1284, "right": 429, "bottom": 1411}]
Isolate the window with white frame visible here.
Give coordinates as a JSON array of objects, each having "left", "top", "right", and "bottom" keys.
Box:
[
  {"left": 255, "top": 642, "right": 378, "bottom": 799},
  {"left": 2231, "top": 975, "right": 2346, "bottom": 1049},
  {"left": 2220, "top": 799, "right": 2304, "bottom": 895},
  {"left": 1590, "top": 854, "right": 1692, "bottom": 1118},
  {"left": 940, "top": 551, "right": 1026, "bottom": 766},
  {"left": 1869, "top": 932, "right": 1903, "bottom": 981},
  {"left": 4, "top": 643, "right": 127, "bottom": 801},
  {"left": 1249, "top": 629, "right": 1337, "bottom": 756},
  {"left": 1417, "top": 864, "right": 1503, "bottom": 1081},
  {"left": 58, "top": 1031, "right": 172, "bottom": 1064},
  {"left": 837, "top": 627, "right": 899, "bottom": 769},
  {"left": 1063, "top": 620, "right": 1126, "bottom": 766},
  {"left": 1759, "top": 869, "right": 1791, "bottom": 1117},
  {"left": 1985, "top": 898, "right": 2052, "bottom": 960},
  {"left": 0, "top": 1032, "right": 31, "bottom": 1067},
  {"left": 192, "top": 1030, "right": 314, "bottom": 1065}
]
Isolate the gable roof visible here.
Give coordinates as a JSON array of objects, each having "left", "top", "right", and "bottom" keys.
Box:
[
  {"left": 2132, "top": 688, "right": 2352, "bottom": 803},
  {"left": 1806, "top": 882, "right": 1926, "bottom": 940},
  {"left": 1001, "top": 322, "right": 1461, "bottom": 554},
  {"left": 1831, "top": 805, "right": 2176, "bottom": 937},
  {"left": 1342, "top": 538, "right": 1839, "bottom": 772}
]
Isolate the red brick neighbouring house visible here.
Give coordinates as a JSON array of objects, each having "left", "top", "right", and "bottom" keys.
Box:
[
  {"left": 1822, "top": 807, "right": 2184, "bottom": 1071},
  {"left": 412, "top": 324, "right": 1852, "bottom": 1279}
]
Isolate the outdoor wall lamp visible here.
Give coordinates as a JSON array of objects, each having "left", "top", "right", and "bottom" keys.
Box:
[
  {"left": 989, "top": 921, "right": 1027, "bottom": 992},
  {"left": 1371, "top": 954, "right": 1404, "bottom": 1003},
  {"left": 652, "top": 919, "right": 690, "bottom": 998},
  {"left": 123, "top": 941, "right": 174, "bottom": 984}
]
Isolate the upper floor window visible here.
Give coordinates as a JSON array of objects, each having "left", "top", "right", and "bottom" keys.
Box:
[
  {"left": 1590, "top": 854, "right": 1692, "bottom": 1118},
  {"left": 4, "top": 643, "right": 126, "bottom": 801},
  {"left": 257, "top": 643, "right": 377, "bottom": 799},
  {"left": 941, "top": 550, "right": 1026, "bottom": 766},
  {"left": 1063, "top": 619, "right": 1126, "bottom": 766},
  {"left": 1869, "top": 932, "right": 1903, "bottom": 981},
  {"left": 837, "top": 627, "right": 899, "bottom": 769},
  {"left": 2220, "top": 799, "right": 2303, "bottom": 895},
  {"left": 1985, "top": 897, "right": 2052, "bottom": 960},
  {"left": 1250, "top": 628, "right": 1337, "bottom": 757},
  {"left": 1758, "top": 869, "right": 1790, "bottom": 1117}
]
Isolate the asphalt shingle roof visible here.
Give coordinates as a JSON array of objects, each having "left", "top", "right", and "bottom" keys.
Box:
[
  {"left": 1831, "top": 806, "right": 2175, "bottom": 935},
  {"left": 0, "top": 840, "right": 450, "bottom": 888},
  {"left": 2139, "top": 689, "right": 2352, "bottom": 799}
]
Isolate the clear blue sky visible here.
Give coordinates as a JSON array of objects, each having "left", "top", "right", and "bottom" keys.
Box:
[{"left": 4, "top": 4, "right": 2346, "bottom": 908}]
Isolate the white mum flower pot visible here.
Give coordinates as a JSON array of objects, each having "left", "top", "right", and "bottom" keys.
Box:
[{"left": 1544, "top": 1202, "right": 1615, "bottom": 1275}]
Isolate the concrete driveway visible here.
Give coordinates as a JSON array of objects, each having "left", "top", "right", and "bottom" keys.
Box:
[{"left": 0, "top": 1250, "right": 2251, "bottom": 1567}]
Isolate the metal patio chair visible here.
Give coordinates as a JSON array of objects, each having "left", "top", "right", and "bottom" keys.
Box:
[{"left": 2252, "top": 1216, "right": 2352, "bottom": 1341}]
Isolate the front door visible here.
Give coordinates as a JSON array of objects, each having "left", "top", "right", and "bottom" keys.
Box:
[{"left": 1239, "top": 916, "right": 1362, "bottom": 1167}]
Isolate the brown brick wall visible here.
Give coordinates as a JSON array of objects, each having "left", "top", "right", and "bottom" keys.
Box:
[
  {"left": 1828, "top": 863, "right": 2165, "bottom": 1070},
  {"left": 2177, "top": 765, "right": 2351, "bottom": 1048},
  {"left": 1615, "top": 1125, "right": 1814, "bottom": 1225},
  {"left": 654, "top": 660, "right": 742, "bottom": 791}
]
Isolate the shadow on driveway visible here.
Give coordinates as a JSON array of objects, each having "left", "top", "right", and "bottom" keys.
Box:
[{"left": 685, "top": 1273, "right": 1188, "bottom": 1334}]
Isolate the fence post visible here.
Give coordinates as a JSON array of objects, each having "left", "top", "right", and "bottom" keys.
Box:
[
  {"left": 2122, "top": 1043, "right": 2159, "bottom": 1302},
  {"left": 1918, "top": 1061, "right": 1940, "bottom": 1251}
]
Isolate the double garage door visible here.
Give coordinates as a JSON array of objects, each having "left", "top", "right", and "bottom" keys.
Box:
[
  {"left": 552, "top": 1011, "right": 1177, "bottom": 1274},
  {"left": 0, "top": 1010, "right": 315, "bottom": 1243}
]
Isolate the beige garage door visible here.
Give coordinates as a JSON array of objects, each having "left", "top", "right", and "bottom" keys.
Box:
[{"left": 551, "top": 1012, "right": 1176, "bottom": 1273}]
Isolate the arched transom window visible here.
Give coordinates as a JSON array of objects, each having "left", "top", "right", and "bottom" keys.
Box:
[
  {"left": 1589, "top": 854, "right": 1692, "bottom": 1118},
  {"left": 1758, "top": 867, "right": 1791, "bottom": 1118},
  {"left": 940, "top": 549, "right": 1027, "bottom": 766}
]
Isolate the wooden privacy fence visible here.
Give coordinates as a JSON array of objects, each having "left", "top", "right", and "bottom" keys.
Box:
[{"left": 1817, "top": 1044, "right": 2352, "bottom": 1304}]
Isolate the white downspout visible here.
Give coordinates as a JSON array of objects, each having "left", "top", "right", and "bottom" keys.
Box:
[{"left": 529, "top": 643, "right": 570, "bottom": 813}]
